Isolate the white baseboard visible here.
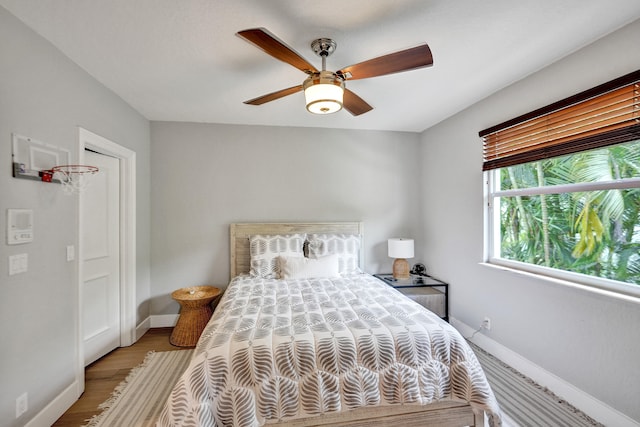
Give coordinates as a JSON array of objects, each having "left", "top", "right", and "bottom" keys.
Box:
[
  {"left": 451, "top": 317, "right": 639, "bottom": 427},
  {"left": 25, "top": 381, "right": 79, "bottom": 427},
  {"left": 25, "top": 316, "right": 173, "bottom": 427},
  {"left": 150, "top": 314, "right": 179, "bottom": 328},
  {"left": 135, "top": 316, "right": 151, "bottom": 342}
]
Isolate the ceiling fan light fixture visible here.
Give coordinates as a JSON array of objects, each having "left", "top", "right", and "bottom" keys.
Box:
[
  {"left": 238, "top": 29, "right": 433, "bottom": 116},
  {"left": 304, "top": 71, "right": 344, "bottom": 114}
]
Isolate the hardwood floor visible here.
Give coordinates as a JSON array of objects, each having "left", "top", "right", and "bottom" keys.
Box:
[{"left": 53, "top": 328, "right": 186, "bottom": 426}]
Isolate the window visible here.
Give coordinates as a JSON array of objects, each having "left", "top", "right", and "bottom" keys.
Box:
[{"left": 481, "top": 71, "right": 640, "bottom": 296}]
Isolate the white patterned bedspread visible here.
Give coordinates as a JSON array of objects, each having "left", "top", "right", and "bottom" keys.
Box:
[{"left": 158, "top": 274, "right": 502, "bottom": 426}]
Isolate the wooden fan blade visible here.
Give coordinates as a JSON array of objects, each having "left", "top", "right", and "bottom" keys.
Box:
[
  {"left": 338, "top": 44, "right": 433, "bottom": 81},
  {"left": 343, "top": 89, "right": 373, "bottom": 116},
  {"left": 237, "top": 28, "right": 318, "bottom": 74},
  {"left": 243, "top": 85, "right": 303, "bottom": 105}
]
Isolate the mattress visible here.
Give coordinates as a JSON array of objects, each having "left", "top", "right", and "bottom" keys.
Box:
[{"left": 158, "top": 273, "right": 501, "bottom": 426}]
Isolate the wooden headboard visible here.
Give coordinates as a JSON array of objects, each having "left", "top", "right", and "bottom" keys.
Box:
[{"left": 229, "top": 222, "right": 364, "bottom": 279}]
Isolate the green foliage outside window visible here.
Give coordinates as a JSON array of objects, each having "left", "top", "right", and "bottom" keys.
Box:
[{"left": 498, "top": 139, "right": 640, "bottom": 285}]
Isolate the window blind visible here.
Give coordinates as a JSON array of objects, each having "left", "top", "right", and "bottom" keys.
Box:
[{"left": 480, "top": 70, "right": 640, "bottom": 171}]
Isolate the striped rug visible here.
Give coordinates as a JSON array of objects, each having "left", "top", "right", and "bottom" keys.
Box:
[
  {"left": 85, "top": 345, "right": 603, "bottom": 427},
  {"left": 471, "top": 343, "right": 604, "bottom": 427},
  {"left": 84, "top": 349, "right": 193, "bottom": 427}
]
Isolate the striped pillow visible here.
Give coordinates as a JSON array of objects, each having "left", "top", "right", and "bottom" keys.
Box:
[
  {"left": 307, "top": 233, "right": 362, "bottom": 275},
  {"left": 249, "top": 234, "right": 306, "bottom": 278}
]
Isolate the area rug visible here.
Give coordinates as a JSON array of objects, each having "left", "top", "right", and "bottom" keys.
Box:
[
  {"left": 84, "top": 349, "right": 193, "bottom": 427},
  {"left": 86, "top": 344, "right": 603, "bottom": 427},
  {"left": 470, "top": 343, "right": 604, "bottom": 426}
]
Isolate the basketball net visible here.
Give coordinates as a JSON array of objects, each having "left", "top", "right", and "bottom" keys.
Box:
[{"left": 51, "top": 165, "right": 99, "bottom": 195}]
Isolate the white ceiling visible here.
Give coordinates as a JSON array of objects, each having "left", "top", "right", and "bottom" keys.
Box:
[{"left": 2, "top": 0, "right": 640, "bottom": 132}]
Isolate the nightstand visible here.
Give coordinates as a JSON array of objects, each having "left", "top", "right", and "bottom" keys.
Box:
[
  {"left": 170, "top": 285, "right": 222, "bottom": 347},
  {"left": 374, "top": 273, "right": 449, "bottom": 322}
]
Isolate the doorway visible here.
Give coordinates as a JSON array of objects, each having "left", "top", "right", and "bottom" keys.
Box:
[{"left": 76, "top": 128, "right": 137, "bottom": 395}]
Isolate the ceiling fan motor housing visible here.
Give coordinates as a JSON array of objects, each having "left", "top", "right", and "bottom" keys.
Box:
[{"left": 303, "top": 71, "right": 344, "bottom": 90}]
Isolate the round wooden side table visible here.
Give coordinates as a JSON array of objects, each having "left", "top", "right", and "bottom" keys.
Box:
[{"left": 170, "top": 285, "right": 221, "bottom": 347}]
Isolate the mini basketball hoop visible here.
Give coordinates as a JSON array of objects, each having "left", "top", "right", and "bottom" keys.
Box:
[{"left": 51, "top": 165, "right": 99, "bottom": 195}]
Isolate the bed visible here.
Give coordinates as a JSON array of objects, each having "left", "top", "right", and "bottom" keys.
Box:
[{"left": 158, "top": 222, "right": 501, "bottom": 427}]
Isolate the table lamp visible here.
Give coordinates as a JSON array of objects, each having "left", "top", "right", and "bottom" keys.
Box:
[{"left": 388, "top": 238, "right": 414, "bottom": 279}]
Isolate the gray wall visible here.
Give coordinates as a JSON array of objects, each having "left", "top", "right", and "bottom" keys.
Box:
[
  {"left": 419, "top": 19, "right": 640, "bottom": 421},
  {"left": 0, "top": 7, "right": 151, "bottom": 426},
  {"left": 150, "top": 121, "right": 422, "bottom": 314}
]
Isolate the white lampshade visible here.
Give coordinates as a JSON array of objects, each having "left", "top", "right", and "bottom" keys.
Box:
[
  {"left": 303, "top": 71, "right": 344, "bottom": 115},
  {"left": 305, "top": 84, "right": 343, "bottom": 114},
  {"left": 388, "top": 238, "right": 414, "bottom": 259}
]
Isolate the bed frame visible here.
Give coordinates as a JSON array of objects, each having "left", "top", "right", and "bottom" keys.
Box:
[{"left": 228, "top": 222, "right": 484, "bottom": 427}]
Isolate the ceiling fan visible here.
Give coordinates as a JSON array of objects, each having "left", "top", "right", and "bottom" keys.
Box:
[{"left": 237, "top": 28, "right": 433, "bottom": 116}]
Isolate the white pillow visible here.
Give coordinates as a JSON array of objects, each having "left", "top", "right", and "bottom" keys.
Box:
[
  {"left": 307, "top": 233, "right": 362, "bottom": 275},
  {"left": 249, "top": 234, "right": 306, "bottom": 278},
  {"left": 278, "top": 254, "right": 340, "bottom": 280}
]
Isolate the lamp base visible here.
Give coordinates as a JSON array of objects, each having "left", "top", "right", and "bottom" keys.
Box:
[{"left": 392, "top": 258, "right": 410, "bottom": 279}]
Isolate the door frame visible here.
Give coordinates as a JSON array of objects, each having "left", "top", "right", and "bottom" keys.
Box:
[{"left": 75, "top": 127, "right": 136, "bottom": 395}]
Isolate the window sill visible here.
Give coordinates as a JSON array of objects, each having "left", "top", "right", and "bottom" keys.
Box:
[{"left": 479, "top": 261, "right": 640, "bottom": 305}]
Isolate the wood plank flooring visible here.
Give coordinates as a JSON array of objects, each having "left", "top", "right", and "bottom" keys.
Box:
[{"left": 53, "top": 328, "right": 185, "bottom": 426}]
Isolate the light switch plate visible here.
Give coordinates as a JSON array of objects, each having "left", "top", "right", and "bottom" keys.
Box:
[{"left": 9, "top": 253, "right": 28, "bottom": 275}]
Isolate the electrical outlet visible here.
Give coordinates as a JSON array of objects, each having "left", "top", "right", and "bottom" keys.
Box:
[
  {"left": 16, "top": 392, "right": 27, "bottom": 418},
  {"left": 481, "top": 317, "right": 491, "bottom": 330}
]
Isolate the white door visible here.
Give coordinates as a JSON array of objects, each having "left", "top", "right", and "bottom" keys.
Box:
[{"left": 82, "top": 150, "right": 121, "bottom": 366}]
